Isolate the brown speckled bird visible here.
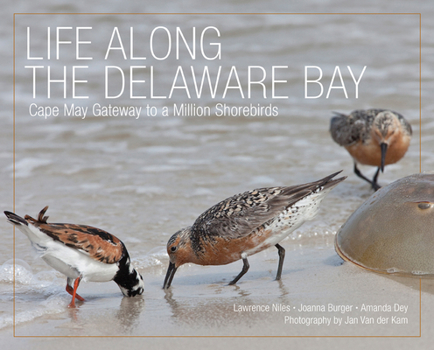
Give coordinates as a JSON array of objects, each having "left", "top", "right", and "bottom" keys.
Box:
[
  {"left": 330, "top": 109, "right": 412, "bottom": 190},
  {"left": 163, "top": 171, "right": 346, "bottom": 289},
  {"left": 4, "top": 206, "right": 144, "bottom": 307}
]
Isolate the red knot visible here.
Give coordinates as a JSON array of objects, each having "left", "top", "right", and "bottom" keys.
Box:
[
  {"left": 330, "top": 109, "right": 412, "bottom": 191},
  {"left": 163, "top": 171, "right": 346, "bottom": 289}
]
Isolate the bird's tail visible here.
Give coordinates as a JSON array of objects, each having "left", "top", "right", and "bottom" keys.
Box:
[
  {"left": 4, "top": 211, "right": 28, "bottom": 226},
  {"left": 320, "top": 170, "right": 347, "bottom": 190},
  {"left": 332, "top": 111, "right": 348, "bottom": 117}
]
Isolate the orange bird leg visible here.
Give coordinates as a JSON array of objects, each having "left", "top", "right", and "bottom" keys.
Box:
[{"left": 66, "top": 278, "right": 85, "bottom": 307}]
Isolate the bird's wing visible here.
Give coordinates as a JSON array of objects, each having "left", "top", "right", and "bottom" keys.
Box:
[
  {"left": 25, "top": 207, "right": 125, "bottom": 264},
  {"left": 190, "top": 186, "right": 310, "bottom": 239},
  {"left": 395, "top": 112, "right": 413, "bottom": 136},
  {"left": 191, "top": 171, "right": 343, "bottom": 240},
  {"left": 330, "top": 111, "right": 372, "bottom": 146}
]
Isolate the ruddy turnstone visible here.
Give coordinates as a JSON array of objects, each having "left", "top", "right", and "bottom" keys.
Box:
[
  {"left": 163, "top": 171, "right": 346, "bottom": 289},
  {"left": 330, "top": 109, "right": 412, "bottom": 191},
  {"left": 5, "top": 206, "right": 144, "bottom": 307}
]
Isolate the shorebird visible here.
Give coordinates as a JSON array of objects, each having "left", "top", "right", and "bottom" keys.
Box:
[
  {"left": 4, "top": 206, "right": 144, "bottom": 307},
  {"left": 330, "top": 109, "right": 412, "bottom": 191},
  {"left": 163, "top": 171, "right": 346, "bottom": 289}
]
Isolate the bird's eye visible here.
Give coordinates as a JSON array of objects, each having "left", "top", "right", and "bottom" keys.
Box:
[{"left": 171, "top": 246, "right": 177, "bottom": 252}]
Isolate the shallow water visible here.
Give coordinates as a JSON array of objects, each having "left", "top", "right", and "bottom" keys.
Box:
[{"left": 0, "top": 7, "right": 432, "bottom": 339}]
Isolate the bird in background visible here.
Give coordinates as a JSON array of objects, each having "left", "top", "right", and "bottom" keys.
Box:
[
  {"left": 330, "top": 109, "right": 412, "bottom": 191},
  {"left": 163, "top": 171, "right": 346, "bottom": 289},
  {"left": 4, "top": 206, "right": 144, "bottom": 308}
]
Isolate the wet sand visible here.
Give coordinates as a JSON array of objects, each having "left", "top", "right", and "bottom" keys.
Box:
[{"left": 1, "top": 236, "right": 433, "bottom": 348}]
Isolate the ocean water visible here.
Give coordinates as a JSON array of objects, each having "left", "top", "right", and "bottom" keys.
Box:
[{"left": 0, "top": 8, "right": 431, "bottom": 337}]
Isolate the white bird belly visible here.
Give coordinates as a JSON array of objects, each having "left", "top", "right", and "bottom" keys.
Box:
[
  {"left": 244, "top": 188, "right": 331, "bottom": 256},
  {"left": 39, "top": 240, "right": 119, "bottom": 282}
]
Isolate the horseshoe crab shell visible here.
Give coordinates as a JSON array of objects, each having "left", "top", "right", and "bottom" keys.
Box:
[{"left": 335, "top": 173, "right": 434, "bottom": 277}]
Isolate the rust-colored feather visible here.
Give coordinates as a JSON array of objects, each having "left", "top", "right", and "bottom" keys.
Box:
[{"left": 29, "top": 207, "right": 124, "bottom": 264}]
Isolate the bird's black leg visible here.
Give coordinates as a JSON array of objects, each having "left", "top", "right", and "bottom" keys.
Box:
[
  {"left": 275, "top": 244, "right": 285, "bottom": 280},
  {"left": 229, "top": 257, "right": 250, "bottom": 285},
  {"left": 354, "top": 163, "right": 375, "bottom": 189},
  {"left": 371, "top": 167, "right": 381, "bottom": 191}
]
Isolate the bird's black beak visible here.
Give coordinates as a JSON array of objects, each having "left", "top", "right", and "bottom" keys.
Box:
[
  {"left": 380, "top": 142, "right": 388, "bottom": 172},
  {"left": 163, "top": 262, "right": 177, "bottom": 289}
]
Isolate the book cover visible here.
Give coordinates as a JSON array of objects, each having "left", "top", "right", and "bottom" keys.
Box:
[{"left": 0, "top": 3, "right": 431, "bottom": 350}]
